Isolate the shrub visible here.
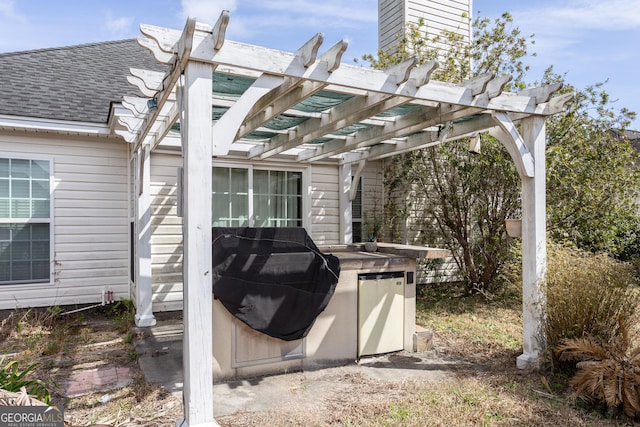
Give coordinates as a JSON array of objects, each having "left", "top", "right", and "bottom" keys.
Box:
[
  {"left": 545, "top": 243, "right": 639, "bottom": 367},
  {"left": 556, "top": 337, "right": 640, "bottom": 418}
]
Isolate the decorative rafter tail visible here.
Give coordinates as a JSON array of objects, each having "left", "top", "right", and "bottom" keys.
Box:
[
  {"left": 538, "top": 92, "right": 575, "bottom": 115},
  {"left": 461, "top": 73, "right": 495, "bottom": 96},
  {"left": 318, "top": 39, "right": 348, "bottom": 73},
  {"left": 521, "top": 82, "right": 564, "bottom": 104},
  {"left": 129, "top": 69, "right": 165, "bottom": 92},
  {"left": 122, "top": 96, "right": 149, "bottom": 117},
  {"left": 176, "top": 17, "right": 197, "bottom": 60},
  {"left": 137, "top": 36, "right": 175, "bottom": 65},
  {"left": 212, "top": 10, "right": 230, "bottom": 50},
  {"left": 127, "top": 76, "right": 158, "bottom": 98},
  {"left": 139, "top": 24, "right": 180, "bottom": 53},
  {"left": 114, "top": 129, "right": 138, "bottom": 144},
  {"left": 118, "top": 116, "right": 144, "bottom": 133},
  {"left": 486, "top": 74, "right": 512, "bottom": 99},
  {"left": 296, "top": 33, "right": 324, "bottom": 67},
  {"left": 408, "top": 60, "right": 438, "bottom": 87},
  {"left": 385, "top": 57, "right": 418, "bottom": 85}
]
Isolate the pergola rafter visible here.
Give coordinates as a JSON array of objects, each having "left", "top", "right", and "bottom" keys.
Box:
[{"left": 112, "top": 11, "right": 572, "bottom": 426}]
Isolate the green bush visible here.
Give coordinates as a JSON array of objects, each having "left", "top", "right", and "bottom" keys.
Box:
[{"left": 545, "top": 244, "right": 639, "bottom": 367}]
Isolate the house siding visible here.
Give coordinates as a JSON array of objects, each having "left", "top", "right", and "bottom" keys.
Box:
[
  {"left": 379, "top": 0, "right": 472, "bottom": 54},
  {"left": 0, "top": 132, "right": 130, "bottom": 309},
  {"left": 149, "top": 153, "right": 183, "bottom": 312},
  {"left": 310, "top": 164, "right": 341, "bottom": 244},
  {"left": 379, "top": 0, "right": 406, "bottom": 54}
]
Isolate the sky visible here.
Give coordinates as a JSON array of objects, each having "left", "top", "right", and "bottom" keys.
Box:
[{"left": 1, "top": 0, "right": 639, "bottom": 130}]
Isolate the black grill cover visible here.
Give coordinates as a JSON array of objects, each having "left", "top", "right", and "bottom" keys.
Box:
[{"left": 212, "top": 227, "right": 340, "bottom": 341}]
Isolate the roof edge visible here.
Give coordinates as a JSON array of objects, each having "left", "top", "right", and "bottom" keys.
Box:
[
  {"left": 0, "top": 38, "right": 137, "bottom": 57},
  {"left": 0, "top": 114, "right": 112, "bottom": 136}
]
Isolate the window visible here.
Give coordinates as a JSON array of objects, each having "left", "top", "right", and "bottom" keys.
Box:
[
  {"left": 212, "top": 167, "right": 249, "bottom": 227},
  {"left": 351, "top": 177, "right": 363, "bottom": 243},
  {"left": 212, "top": 166, "right": 303, "bottom": 228},
  {"left": 0, "top": 158, "right": 51, "bottom": 284}
]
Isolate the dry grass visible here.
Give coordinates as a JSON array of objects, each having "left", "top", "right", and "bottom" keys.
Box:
[
  {"left": 1, "top": 284, "right": 639, "bottom": 426},
  {"left": 64, "top": 376, "right": 182, "bottom": 426},
  {"left": 545, "top": 244, "right": 640, "bottom": 357}
]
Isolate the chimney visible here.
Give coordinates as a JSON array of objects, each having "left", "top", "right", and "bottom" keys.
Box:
[{"left": 378, "top": 0, "right": 473, "bottom": 55}]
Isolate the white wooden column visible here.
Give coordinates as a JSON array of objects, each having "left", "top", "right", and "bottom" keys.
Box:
[
  {"left": 518, "top": 116, "right": 547, "bottom": 369},
  {"left": 339, "top": 163, "right": 352, "bottom": 244},
  {"left": 135, "top": 144, "right": 156, "bottom": 327},
  {"left": 179, "top": 60, "right": 217, "bottom": 426}
]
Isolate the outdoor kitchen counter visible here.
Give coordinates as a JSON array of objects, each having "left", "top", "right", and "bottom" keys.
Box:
[
  {"left": 319, "top": 243, "right": 450, "bottom": 270},
  {"left": 212, "top": 243, "right": 450, "bottom": 381}
]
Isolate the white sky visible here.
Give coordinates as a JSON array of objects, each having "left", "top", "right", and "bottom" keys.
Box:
[{"left": 1, "top": 0, "right": 638, "bottom": 129}]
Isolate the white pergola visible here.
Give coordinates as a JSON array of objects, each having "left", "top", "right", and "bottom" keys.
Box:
[{"left": 114, "top": 12, "right": 571, "bottom": 426}]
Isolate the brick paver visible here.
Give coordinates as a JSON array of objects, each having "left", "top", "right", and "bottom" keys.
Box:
[{"left": 63, "top": 366, "right": 133, "bottom": 397}]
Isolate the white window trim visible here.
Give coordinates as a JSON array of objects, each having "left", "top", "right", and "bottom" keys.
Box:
[
  {"left": 212, "top": 160, "right": 311, "bottom": 231},
  {"left": 0, "top": 153, "right": 54, "bottom": 287}
]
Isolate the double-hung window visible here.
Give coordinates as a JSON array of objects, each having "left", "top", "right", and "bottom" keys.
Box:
[
  {"left": 212, "top": 166, "right": 303, "bottom": 227},
  {"left": 0, "top": 157, "right": 51, "bottom": 284}
]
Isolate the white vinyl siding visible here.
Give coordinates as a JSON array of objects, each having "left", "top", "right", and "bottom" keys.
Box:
[
  {"left": 149, "top": 153, "right": 183, "bottom": 312},
  {"left": 309, "top": 162, "right": 384, "bottom": 245},
  {"left": 310, "top": 164, "right": 340, "bottom": 244},
  {"left": 379, "top": 0, "right": 472, "bottom": 55},
  {"left": 0, "top": 133, "right": 129, "bottom": 309},
  {"left": 379, "top": 0, "right": 406, "bottom": 54}
]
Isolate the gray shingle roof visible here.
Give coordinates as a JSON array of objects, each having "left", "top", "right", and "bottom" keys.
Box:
[{"left": 0, "top": 39, "right": 166, "bottom": 124}]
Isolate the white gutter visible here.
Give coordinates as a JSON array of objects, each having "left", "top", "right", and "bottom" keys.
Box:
[{"left": 0, "top": 114, "right": 112, "bottom": 136}]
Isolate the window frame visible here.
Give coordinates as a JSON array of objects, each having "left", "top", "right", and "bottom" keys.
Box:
[
  {"left": 0, "top": 153, "right": 54, "bottom": 287},
  {"left": 212, "top": 161, "right": 310, "bottom": 230}
]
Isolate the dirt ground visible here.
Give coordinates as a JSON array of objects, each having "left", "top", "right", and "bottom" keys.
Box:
[
  {"left": 1, "top": 307, "right": 636, "bottom": 426},
  {"left": 0, "top": 307, "right": 479, "bottom": 425}
]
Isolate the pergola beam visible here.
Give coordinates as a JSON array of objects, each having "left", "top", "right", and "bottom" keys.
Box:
[
  {"left": 212, "top": 36, "right": 349, "bottom": 156},
  {"left": 194, "top": 38, "right": 544, "bottom": 115},
  {"left": 345, "top": 113, "right": 497, "bottom": 163},
  {"left": 237, "top": 79, "right": 327, "bottom": 138},
  {"left": 251, "top": 92, "right": 415, "bottom": 159},
  {"left": 250, "top": 58, "right": 438, "bottom": 160},
  {"left": 236, "top": 38, "right": 347, "bottom": 140},
  {"left": 295, "top": 73, "right": 511, "bottom": 162}
]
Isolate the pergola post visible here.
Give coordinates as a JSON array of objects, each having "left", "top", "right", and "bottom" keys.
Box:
[
  {"left": 517, "top": 116, "right": 547, "bottom": 369},
  {"left": 134, "top": 144, "right": 156, "bottom": 327},
  {"left": 179, "top": 60, "right": 217, "bottom": 426}
]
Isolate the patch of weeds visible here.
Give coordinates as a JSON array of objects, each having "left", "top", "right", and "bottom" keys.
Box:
[
  {"left": 122, "top": 331, "right": 134, "bottom": 345},
  {"left": 126, "top": 345, "right": 138, "bottom": 362},
  {"left": 110, "top": 299, "right": 135, "bottom": 333},
  {"left": 386, "top": 403, "right": 411, "bottom": 424}
]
